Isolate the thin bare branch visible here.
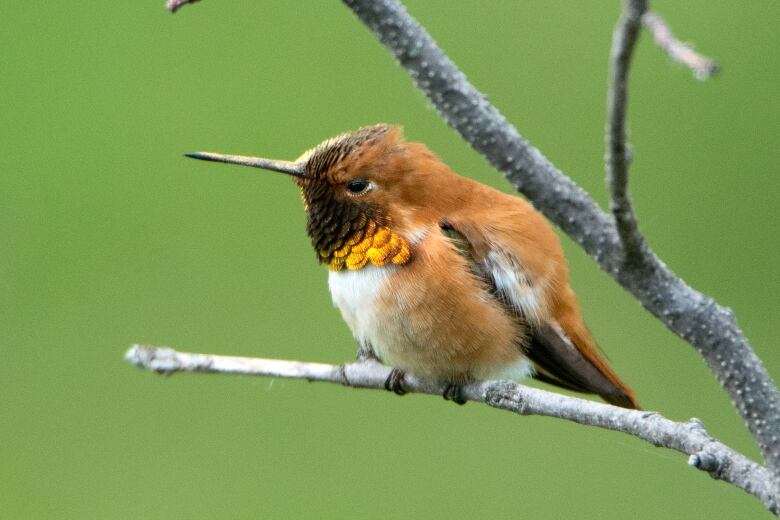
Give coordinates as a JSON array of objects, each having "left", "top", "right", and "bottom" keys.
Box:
[
  {"left": 125, "top": 344, "right": 780, "bottom": 514},
  {"left": 642, "top": 11, "right": 720, "bottom": 80},
  {"left": 165, "top": 0, "right": 199, "bottom": 14},
  {"left": 606, "top": 0, "right": 647, "bottom": 261}
]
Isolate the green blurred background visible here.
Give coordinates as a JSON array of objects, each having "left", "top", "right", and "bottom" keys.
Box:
[{"left": 1, "top": 1, "right": 777, "bottom": 518}]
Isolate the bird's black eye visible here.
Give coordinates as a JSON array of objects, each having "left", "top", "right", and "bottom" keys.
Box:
[{"left": 346, "top": 179, "right": 371, "bottom": 195}]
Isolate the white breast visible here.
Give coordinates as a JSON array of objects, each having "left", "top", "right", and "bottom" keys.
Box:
[{"left": 328, "top": 266, "right": 394, "bottom": 350}]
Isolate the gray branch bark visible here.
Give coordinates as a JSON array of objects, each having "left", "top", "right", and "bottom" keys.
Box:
[
  {"left": 606, "top": 0, "right": 647, "bottom": 261},
  {"left": 341, "top": 0, "right": 780, "bottom": 487},
  {"left": 125, "top": 345, "right": 779, "bottom": 513}
]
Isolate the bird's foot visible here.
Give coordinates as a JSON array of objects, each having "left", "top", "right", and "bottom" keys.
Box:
[
  {"left": 355, "top": 342, "right": 379, "bottom": 362},
  {"left": 384, "top": 368, "right": 407, "bottom": 396},
  {"left": 443, "top": 383, "right": 467, "bottom": 405}
]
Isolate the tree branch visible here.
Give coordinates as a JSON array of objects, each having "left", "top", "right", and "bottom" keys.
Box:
[
  {"left": 642, "top": 11, "right": 720, "bottom": 80},
  {"left": 165, "top": 0, "right": 199, "bottom": 13},
  {"left": 125, "top": 344, "right": 779, "bottom": 514},
  {"left": 340, "top": 0, "right": 780, "bottom": 483},
  {"left": 606, "top": 0, "right": 647, "bottom": 261}
]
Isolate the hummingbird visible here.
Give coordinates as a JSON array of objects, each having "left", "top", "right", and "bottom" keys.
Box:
[{"left": 186, "top": 124, "right": 639, "bottom": 408}]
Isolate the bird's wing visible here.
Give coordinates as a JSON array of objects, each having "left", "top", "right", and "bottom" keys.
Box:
[{"left": 439, "top": 218, "right": 638, "bottom": 409}]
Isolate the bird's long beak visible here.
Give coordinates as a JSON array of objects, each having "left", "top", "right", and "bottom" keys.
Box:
[{"left": 184, "top": 151, "right": 307, "bottom": 178}]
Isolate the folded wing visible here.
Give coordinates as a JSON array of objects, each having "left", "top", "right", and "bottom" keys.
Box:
[{"left": 440, "top": 218, "right": 639, "bottom": 409}]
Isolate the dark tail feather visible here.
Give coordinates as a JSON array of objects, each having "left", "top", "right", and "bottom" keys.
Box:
[
  {"left": 601, "top": 388, "right": 640, "bottom": 409},
  {"left": 527, "top": 324, "right": 640, "bottom": 409}
]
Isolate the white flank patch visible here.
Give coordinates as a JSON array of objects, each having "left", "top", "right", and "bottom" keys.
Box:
[
  {"left": 328, "top": 265, "right": 394, "bottom": 346},
  {"left": 485, "top": 250, "right": 546, "bottom": 324},
  {"left": 481, "top": 356, "right": 535, "bottom": 382}
]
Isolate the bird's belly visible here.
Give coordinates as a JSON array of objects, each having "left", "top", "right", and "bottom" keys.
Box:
[
  {"left": 328, "top": 266, "right": 395, "bottom": 355},
  {"left": 328, "top": 265, "right": 434, "bottom": 374},
  {"left": 328, "top": 263, "right": 529, "bottom": 383}
]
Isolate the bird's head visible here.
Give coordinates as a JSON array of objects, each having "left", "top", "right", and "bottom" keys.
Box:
[{"left": 187, "top": 124, "right": 457, "bottom": 270}]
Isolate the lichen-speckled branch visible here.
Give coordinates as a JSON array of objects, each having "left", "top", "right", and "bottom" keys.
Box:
[
  {"left": 340, "top": 0, "right": 780, "bottom": 487},
  {"left": 125, "top": 344, "right": 779, "bottom": 513},
  {"left": 606, "top": 0, "right": 647, "bottom": 260}
]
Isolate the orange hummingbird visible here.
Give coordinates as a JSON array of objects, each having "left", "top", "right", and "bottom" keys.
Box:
[{"left": 186, "top": 124, "right": 639, "bottom": 408}]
